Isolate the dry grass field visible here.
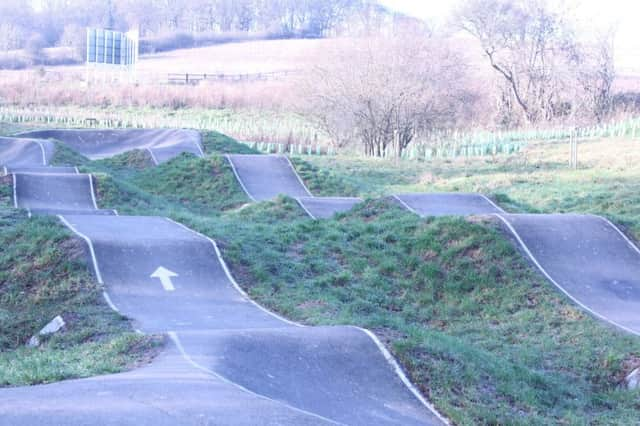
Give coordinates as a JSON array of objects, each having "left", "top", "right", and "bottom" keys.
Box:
[{"left": 0, "top": 38, "right": 365, "bottom": 113}]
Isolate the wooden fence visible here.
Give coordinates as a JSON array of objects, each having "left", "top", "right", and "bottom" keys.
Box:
[{"left": 166, "top": 70, "right": 298, "bottom": 85}]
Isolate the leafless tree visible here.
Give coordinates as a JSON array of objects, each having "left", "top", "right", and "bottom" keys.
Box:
[
  {"left": 457, "top": 0, "right": 571, "bottom": 124},
  {"left": 304, "top": 33, "right": 474, "bottom": 157},
  {"left": 458, "top": 0, "right": 615, "bottom": 125},
  {"left": 575, "top": 29, "right": 616, "bottom": 122}
]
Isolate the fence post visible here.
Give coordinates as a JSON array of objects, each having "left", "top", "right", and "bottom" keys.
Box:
[{"left": 569, "top": 132, "right": 578, "bottom": 169}]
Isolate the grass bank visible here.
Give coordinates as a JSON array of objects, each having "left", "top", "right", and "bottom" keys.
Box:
[
  {"left": 0, "top": 206, "right": 160, "bottom": 387},
  {"left": 0, "top": 128, "right": 161, "bottom": 387}
]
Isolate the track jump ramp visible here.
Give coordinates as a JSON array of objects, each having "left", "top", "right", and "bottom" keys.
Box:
[
  {"left": 17, "top": 129, "right": 205, "bottom": 164},
  {"left": 394, "top": 194, "right": 640, "bottom": 335},
  {"left": 0, "top": 136, "right": 55, "bottom": 167},
  {"left": 53, "top": 214, "right": 445, "bottom": 425},
  {"left": 497, "top": 214, "right": 640, "bottom": 335},
  {"left": 226, "top": 154, "right": 363, "bottom": 218},
  {"left": 12, "top": 172, "right": 116, "bottom": 216},
  {"left": 393, "top": 193, "right": 504, "bottom": 217}
]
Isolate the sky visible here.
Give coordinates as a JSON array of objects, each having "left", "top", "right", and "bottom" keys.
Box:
[{"left": 379, "top": 0, "right": 640, "bottom": 71}]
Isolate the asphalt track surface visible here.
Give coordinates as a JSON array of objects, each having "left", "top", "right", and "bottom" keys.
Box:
[
  {"left": 0, "top": 136, "right": 54, "bottom": 167},
  {"left": 227, "top": 154, "right": 363, "bottom": 218},
  {"left": 0, "top": 136, "right": 446, "bottom": 425},
  {"left": 17, "top": 129, "right": 205, "bottom": 164},
  {"left": 4, "top": 165, "right": 78, "bottom": 174},
  {"left": 13, "top": 172, "right": 117, "bottom": 216},
  {"left": 496, "top": 214, "right": 640, "bottom": 335},
  {"left": 392, "top": 193, "right": 504, "bottom": 216}
]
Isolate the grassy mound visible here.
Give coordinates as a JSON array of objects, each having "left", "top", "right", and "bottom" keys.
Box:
[
  {"left": 0, "top": 210, "right": 160, "bottom": 387},
  {"left": 201, "top": 130, "right": 260, "bottom": 155},
  {"left": 132, "top": 154, "right": 248, "bottom": 212},
  {"left": 91, "top": 154, "right": 249, "bottom": 215},
  {"left": 50, "top": 141, "right": 90, "bottom": 166},
  {"left": 92, "top": 149, "right": 154, "bottom": 172},
  {"left": 290, "top": 157, "right": 359, "bottom": 197},
  {"left": 179, "top": 199, "right": 640, "bottom": 425}
]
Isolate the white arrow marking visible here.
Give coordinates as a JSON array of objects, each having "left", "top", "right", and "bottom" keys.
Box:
[{"left": 150, "top": 266, "right": 178, "bottom": 291}]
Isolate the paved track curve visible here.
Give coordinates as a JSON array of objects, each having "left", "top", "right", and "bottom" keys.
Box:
[
  {"left": 226, "top": 154, "right": 363, "bottom": 218},
  {"left": 18, "top": 129, "right": 205, "bottom": 164},
  {"left": 0, "top": 135, "right": 446, "bottom": 425},
  {"left": 226, "top": 154, "right": 312, "bottom": 201},
  {"left": 55, "top": 214, "right": 443, "bottom": 425}
]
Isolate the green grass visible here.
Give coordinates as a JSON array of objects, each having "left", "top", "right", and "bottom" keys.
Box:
[
  {"left": 0, "top": 206, "right": 161, "bottom": 387},
  {"left": 50, "top": 141, "right": 90, "bottom": 167},
  {"left": 169, "top": 198, "right": 640, "bottom": 425},
  {"left": 0, "top": 176, "right": 11, "bottom": 208},
  {"left": 290, "top": 157, "right": 359, "bottom": 197},
  {"left": 86, "top": 153, "right": 249, "bottom": 215},
  {"left": 299, "top": 139, "right": 640, "bottom": 240},
  {"left": 201, "top": 130, "right": 260, "bottom": 155}
]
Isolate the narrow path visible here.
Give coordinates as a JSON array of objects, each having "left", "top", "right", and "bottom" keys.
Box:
[
  {"left": 0, "top": 135, "right": 446, "bottom": 425},
  {"left": 226, "top": 154, "right": 362, "bottom": 218}
]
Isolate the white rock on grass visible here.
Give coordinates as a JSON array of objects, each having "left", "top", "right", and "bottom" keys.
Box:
[
  {"left": 625, "top": 368, "right": 640, "bottom": 390},
  {"left": 27, "top": 315, "right": 66, "bottom": 347}
]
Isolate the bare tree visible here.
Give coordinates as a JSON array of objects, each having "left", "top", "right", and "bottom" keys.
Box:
[
  {"left": 458, "top": 0, "right": 616, "bottom": 125},
  {"left": 576, "top": 29, "right": 616, "bottom": 122},
  {"left": 304, "top": 33, "right": 473, "bottom": 157},
  {"left": 458, "top": 0, "right": 577, "bottom": 124}
]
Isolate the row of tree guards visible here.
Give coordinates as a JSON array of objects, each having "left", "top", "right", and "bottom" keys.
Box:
[
  {"left": 1, "top": 107, "right": 639, "bottom": 160},
  {"left": 244, "top": 140, "right": 523, "bottom": 160}
]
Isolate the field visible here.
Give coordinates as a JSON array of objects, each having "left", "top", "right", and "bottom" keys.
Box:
[{"left": 0, "top": 38, "right": 344, "bottom": 112}]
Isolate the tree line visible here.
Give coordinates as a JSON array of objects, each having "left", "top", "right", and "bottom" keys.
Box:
[
  {"left": 0, "top": 0, "right": 393, "bottom": 52},
  {"left": 307, "top": 0, "right": 620, "bottom": 157}
]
